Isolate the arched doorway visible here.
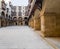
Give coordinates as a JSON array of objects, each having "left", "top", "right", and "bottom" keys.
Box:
[
  {"left": 1, "top": 11, "right": 5, "bottom": 18},
  {"left": 13, "top": 17, "right": 17, "bottom": 25},
  {"left": 18, "top": 17, "right": 23, "bottom": 25},
  {"left": 9, "top": 15, "right": 10, "bottom": 19},
  {"left": 6, "top": 14, "right": 8, "bottom": 18},
  {"left": 24, "top": 17, "right": 28, "bottom": 25}
]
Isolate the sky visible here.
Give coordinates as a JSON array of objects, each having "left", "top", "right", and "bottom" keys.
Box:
[{"left": 5, "top": 0, "right": 28, "bottom": 6}]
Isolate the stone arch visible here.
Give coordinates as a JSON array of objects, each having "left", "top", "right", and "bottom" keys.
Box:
[
  {"left": 13, "top": 17, "right": 17, "bottom": 25},
  {"left": 18, "top": 17, "right": 22, "bottom": 21},
  {"left": 1, "top": 11, "right": 5, "bottom": 17},
  {"left": 13, "top": 17, "right": 17, "bottom": 21},
  {"left": 18, "top": 17, "right": 23, "bottom": 25},
  {"left": 24, "top": 17, "right": 28, "bottom": 19},
  {"left": 24, "top": 17, "right": 28, "bottom": 25}
]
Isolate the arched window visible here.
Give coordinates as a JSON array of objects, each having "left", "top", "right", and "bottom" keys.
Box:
[
  {"left": 13, "top": 17, "right": 17, "bottom": 21},
  {"left": 18, "top": 17, "right": 22, "bottom": 21},
  {"left": 24, "top": 17, "right": 28, "bottom": 25},
  {"left": 1, "top": 11, "right": 5, "bottom": 17}
]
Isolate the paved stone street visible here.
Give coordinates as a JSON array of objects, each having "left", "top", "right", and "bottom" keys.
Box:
[{"left": 0, "top": 26, "right": 54, "bottom": 49}]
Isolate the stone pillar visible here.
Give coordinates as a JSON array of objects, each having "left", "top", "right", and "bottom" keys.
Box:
[
  {"left": 29, "top": 19, "right": 31, "bottom": 27},
  {"left": 14, "top": 22, "right": 16, "bottom": 26},
  {"left": 33, "top": 9, "right": 41, "bottom": 30},
  {"left": 18, "top": 20, "right": 23, "bottom": 26},
  {"left": 41, "top": 15, "right": 45, "bottom": 34},
  {"left": 30, "top": 16, "right": 34, "bottom": 28},
  {"left": 29, "top": 17, "right": 34, "bottom": 28},
  {"left": 29, "top": 18, "right": 33, "bottom": 27},
  {"left": 6, "top": 19, "right": 9, "bottom": 26},
  {"left": 23, "top": 20, "right": 25, "bottom": 26}
]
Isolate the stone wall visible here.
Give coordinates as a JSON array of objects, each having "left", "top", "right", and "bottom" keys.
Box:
[
  {"left": 34, "top": 9, "right": 41, "bottom": 30},
  {"left": 29, "top": 17, "right": 34, "bottom": 28},
  {"left": 31, "top": 17, "right": 34, "bottom": 28},
  {"left": 34, "top": 16, "right": 41, "bottom": 30},
  {"left": 1, "top": 18, "right": 6, "bottom": 27},
  {"left": 29, "top": 19, "right": 31, "bottom": 27},
  {"left": 41, "top": 13, "right": 60, "bottom": 37},
  {"left": 56, "top": 14, "right": 60, "bottom": 36}
]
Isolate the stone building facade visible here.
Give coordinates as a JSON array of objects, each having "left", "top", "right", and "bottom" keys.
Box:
[
  {"left": 11, "top": 5, "right": 30, "bottom": 26},
  {"left": 0, "top": 0, "right": 13, "bottom": 27}
]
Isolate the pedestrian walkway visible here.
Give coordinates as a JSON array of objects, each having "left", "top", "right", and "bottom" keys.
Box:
[{"left": 0, "top": 26, "right": 54, "bottom": 49}]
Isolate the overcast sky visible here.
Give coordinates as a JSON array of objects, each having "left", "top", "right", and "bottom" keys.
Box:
[{"left": 5, "top": 0, "right": 28, "bottom": 6}]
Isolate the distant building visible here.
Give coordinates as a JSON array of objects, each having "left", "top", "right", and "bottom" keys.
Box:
[
  {"left": 6, "top": 2, "right": 13, "bottom": 20},
  {"left": 12, "top": 6, "right": 29, "bottom": 19},
  {"left": 12, "top": 6, "right": 22, "bottom": 20},
  {"left": 0, "top": 0, "right": 30, "bottom": 26},
  {"left": 28, "top": 0, "right": 36, "bottom": 16},
  {"left": 0, "top": 0, "right": 7, "bottom": 18}
]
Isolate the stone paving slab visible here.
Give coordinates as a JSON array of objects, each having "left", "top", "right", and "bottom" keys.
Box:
[
  {"left": 0, "top": 26, "right": 54, "bottom": 49},
  {"left": 45, "top": 37, "right": 60, "bottom": 49}
]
